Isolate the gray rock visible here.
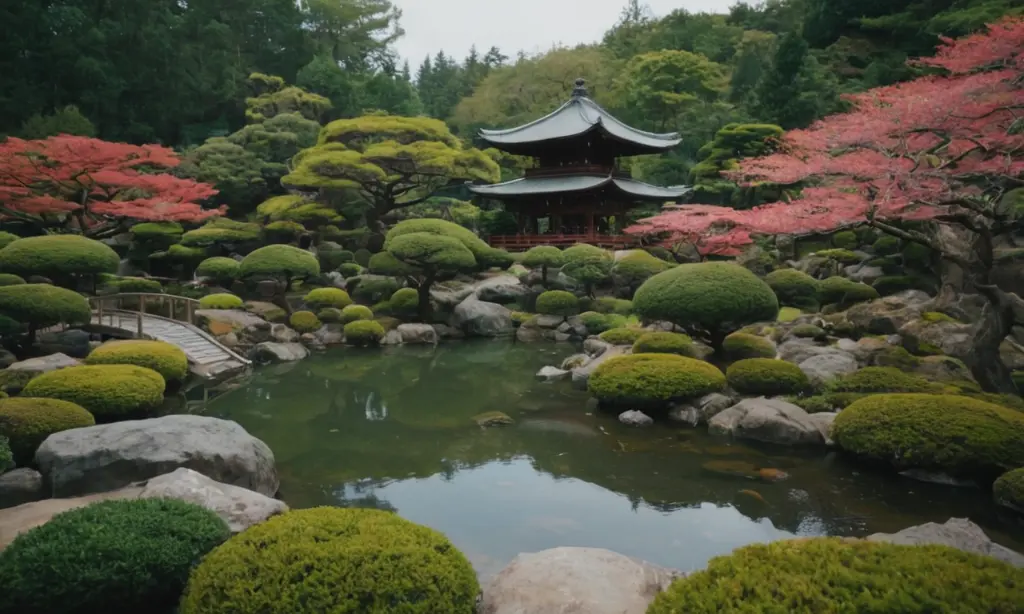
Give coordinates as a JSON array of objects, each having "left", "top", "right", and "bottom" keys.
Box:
[
  {"left": 669, "top": 393, "right": 735, "bottom": 427},
  {"left": 709, "top": 398, "right": 825, "bottom": 446},
  {"left": 249, "top": 342, "right": 309, "bottom": 363},
  {"left": 0, "top": 468, "right": 44, "bottom": 506},
  {"left": 474, "top": 275, "right": 527, "bottom": 303},
  {"left": 798, "top": 352, "right": 859, "bottom": 388},
  {"left": 480, "top": 547, "right": 682, "bottom": 614},
  {"left": 898, "top": 469, "right": 976, "bottom": 488},
  {"left": 583, "top": 337, "right": 612, "bottom": 357},
  {"left": 217, "top": 332, "right": 240, "bottom": 348},
  {"left": 846, "top": 292, "right": 930, "bottom": 335},
  {"left": 7, "top": 353, "right": 81, "bottom": 374},
  {"left": 806, "top": 412, "right": 838, "bottom": 446},
  {"left": 536, "top": 366, "right": 570, "bottom": 382},
  {"left": 430, "top": 280, "right": 477, "bottom": 308},
  {"left": 556, "top": 321, "right": 573, "bottom": 334},
  {"left": 867, "top": 518, "right": 1024, "bottom": 568},
  {"left": 0, "top": 349, "right": 16, "bottom": 369},
  {"left": 196, "top": 309, "right": 266, "bottom": 330},
  {"left": 560, "top": 354, "right": 590, "bottom": 370},
  {"left": 139, "top": 468, "right": 287, "bottom": 533},
  {"left": 914, "top": 355, "right": 974, "bottom": 383},
  {"left": 432, "top": 323, "right": 464, "bottom": 339},
  {"left": 380, "top": 330, "right": 404, "bottom": 345},
  {"left": 270, "top": 323, "right": 299, "bottom": 343},
  {"left": 552, "top": 331, "right": 572, "bottom": 342},
  {"left": 618, "top": 410, "right": 654, "bottom": 427},
  {"left": 571, "top": 347, "right": 627, "bottom": 391},
  {"left": 453, "top": 297, "right": 513, "bottom": 337},
  {"left": 515, "top": 326, "right": 545, "bottom": 343},
  {"left": 396, "top": 323, "right": 438, "bottom": 345},
  {"left": 35, "top": 415, "right": 278, "bottom": 498},
  {"left": 532, "top": 314, "right": 565, "bottom": 329},
  {"left": 36, "top": 329, "right": 91, "bottom": 358},
  {"left": 899, "top": 317, "right": 974, "bottom": 358},
  {"left": 314, "top": 324, "right": 345, "bottom": 346},
  {"left": 668, "top": 405, "right": 700, "bottom": 426},
  {"left": 777, "top": 340, "right": 839, "bottom": 365},
  {"left": 843, "top": 264, "right": 884, "bottom": 283}
]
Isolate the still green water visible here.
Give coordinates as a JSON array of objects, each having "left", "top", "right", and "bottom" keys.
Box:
[{"left": 205, "top": 341, "right": 1024, "bottom": 578}]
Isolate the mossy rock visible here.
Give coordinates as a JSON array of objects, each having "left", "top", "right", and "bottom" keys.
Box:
[
  {"left": 388, "top": 287, "right": 419, "bottom": 317},
  {"left": 814, "top": 248, "right": 860, "bottom": 264},
  {"left": 289, "top": 311, "right": 321, "bottom": 334},
  {"left": 340, "top": 304, "right": 373, "bottom": 324},
  {"left": 818, "top": 276, "right": 879, "bottom": 306},
  {"left": 776, "top": 307, "right": 802, "bottom": 322},
  {"left": 832, "top": 393, "right": 1024, "bottom": 479},
  {"left": 0, "top": 235, "right": 119, "bottom": 279},
  {"left": 727, "top": 358, "right": 810, "bottom": 396},
  {"left": 578, "top": 311, "right": 620, "bottom": 334},
  {"left": 510, "top": 311, "right": 534, "bottom": 326},
  {"left": 179, "top": 507, "right": 478, "bottom": 614},
  {"left": 303, "top": 287, "right": 352, "bottom": 310},
  {"left": 344, "top": 320, "right": 385, "bottom": 346},
  {"left": 921, "top": 311, "right": 958, "bottom": 323},
  {"left": 646, "top": 538, "right": 1024, "bottom": 613},
  {"left": 789, "top": 323, "right": 826, "bottom": 340},
  {"left": 198, "top": 293, "right": 243, "bottom": 310},
  {"left": 994, "top": 468, "right": 1024, "bottom": 512},
  {"left": 765, "top": 269, "right": 820, "bottom": 311},
  {"left": 873, "top": 346, "right": 921, "bottom": 370},
  {"left": 0, "top": 397, "right": 95, "bottom": 465},
  {"left": 588, "top": 353, "right": 726, "bottom": 409},
  {"left": 872, "top": 275, "right": 923, "bottom": 296},
  {"left": 0, "top": 369, "right": 39, "bottom": 395},
  {"left": 85, "top": 340, "right": 188, "bottom": 382},
  {"left": 632, "top": 332, "right": 696, "bottom": 357},
  {"left": 829, "top": 367, "right": 939, "bottom": 394},
  {"left": 873, "top": 235, "right": 901, "bottom": 255},
  {"left": 791, "top": 392, "right": 868, "bottom": 413},
  {"left": 535, "top": 290, "right": 579, "bottom": 317},
  {"left": 598, "top": 327, "right": 645, "bottom": 346},
  {"left": 831, "top": 230, "right": 858, "bottom": 249},
  {"left": 22, "top": 364, "right": 165, "bottom": 420},
  {"left": 722, "top": 333, "right": 776, "bottom": 360}
]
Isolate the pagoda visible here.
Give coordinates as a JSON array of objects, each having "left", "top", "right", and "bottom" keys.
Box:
[{"left": 470, "top": 78, "right": 689, "bottom": 249}]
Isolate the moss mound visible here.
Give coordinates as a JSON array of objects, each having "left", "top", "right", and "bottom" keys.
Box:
[
  {"left": 198, "top": 293, "right": 243, "bottom": 310},
  {"left": 0, "top": 284, "right": 91, "bottom": 329},
  {"left": 239, "top": 244, "right": 319, "bottom": 280},
  {"left": 832, "top": 393, "right": 1024, "bottom": 479},
  {"left": 632, "top": 332, "right": 696, "bottom": 357},
  {"left": 340, "top": 304, "right": 374, "bottom": 324},
  {"left": 317, "top": 307, "right": 343, "bottom": 323},
  {"left": 831, "top": 230, "right": 858, "bottom": 249},
  {"left": 646, "top": 538, "right": 1024, "bottom": 613},
  {"left": 0, "top": 235, "right": 119, "bottom": 279},
  {"left": 535, "top": 290, "right": 579, "bottom": 316},
  {"left": 722, "top": 332, "right": 776, "bottom": 359},
  {"left": 727, "top": 358, "right": 810, "bottom": 396},
  {"left": 598, "top": 327, "right": 645, "bottom": 345},
  {"left": 289, "top": 310, "right": 322, "bottom": 333},
  {"left": 304, "top": 287, "right": 352, "bottom": 310},
  {"left": 589, "top": 353, "right": 726, "bottom": 409},
  {"left": 344, "top": 320, "right": 385, "bottom": 346},
  {"left": 830, "top": 366, "right": 938, "bottom": 393},
  {"left": 579, "top": 311, "right": 627, "bottom": 334},
  {"left": 873, "top": 275, "right": 919, "bottom": 296},
  {"left": 0, "top": 273, "right": 25, "bottom": 286},
  {"left": 0, "top": 498, "right": 230, "bottom": 614},
  {"left": 388, "top": 287, "right": 419, "bottom": 317},
  {"left": 109, "top": 276, "right": 162, "bottom": 294},
  {"left": 873, "top": 235, "right": 901, "bottom": 255},
  {"left": 195, "top": 257, "right": 240, "bottom": 283},
  {"left": 818, "top": 276, "right": 879, "bottom": 306},
  {"left": 765, "top": 268, "right": 820, "bottom": 311},
  {"left": 994, "top": 468, "right": 1024, "bottom": 512},
  {"left": 85, "top": 339, "right": 189, "bottom": 382},
  {"left": 180, "top": 507, "right": 478, "bottom": 614},
  {"left": 591, "top": 297, "right": 633, "bottom": 315},
  {"left": 22, "top": 364, "right": 165, "bottom": 420},
  {"left": 0, "top": 397, "right": 95, "bottom": 464},
  {"left": 0, "top": 231, "right": 20, "bottom": 250}
]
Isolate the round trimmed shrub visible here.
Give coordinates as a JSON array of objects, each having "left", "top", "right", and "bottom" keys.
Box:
[
  {"left": 264, "top": 220, "right": 305, "bottom": 243},
  {"left": 818, "top": 276, "right": 879, "bottom": 306},
  {"left": 830, "top": 366, "right": 938, "bottom": 393},
  {"left": 0, "top": 498, "right": 230, "bottom": 614},
  {"left": 85, "top": 339, "right": 188, "bottom": 382},
  {"left": 337, "top": 262, "right": 363, "bottom": 278},
  {"left": 340, "top": 304, "right": 373, "bottom": 324},
  {"left": 722, "top": 332, "right": 776, "bottom": 359},
  {"left": 598, "top": 327, "right": 645, "bottom": 345},
  {"left": 389, "top": 287, "right": 419, "bottom": 317},
  {"left": 351, "top": 277, "right": 399, "bottom": 303},
  {"left": 22, "top": 364, "right": 165, "bottom": 420},
  {"left": 195, "top": 257, "right": 240, "bottom": 284},
  {"left": 0, "top": 397, "right": 95, "bottom": 464},
  {"left": 317, "top": 308, "right": 343, "bottom": 323},
  {"left": 873, "top": 235, "right": 901, "bottom": 255},
  {"left": 765, "top": 269, "right": 820, "bottom": 311},
  {"left": 646, "top": 538, "right": 1024, "bottom": 614},
  {"left": 289, "top": 310, "right": 321, "bottom": 333},
  {"left": 611, "top": 251, "right": 671, "bottom": 291},
  {"left": 239, "top": 244, "right": 320, "bottom": 280},
  {"left": 633, "top": 262, "right": 778, "bottom": 348},
  {"left": 632, "top": 332, "right": 696, "bottom": 357},
  {"left": 832, "top": 393, "right": 1024, "bottom": 479},
  {"left": 831, "top": 230, "right": 858, "bottom": 249},
  {"left": 994, "top": 468, "right": 1024, "bottom": 512},
  {"left": 588, "top": 353, "right": 726, "bottom": 408},
  {"left": 0, "top": 273, "right": 25, "bottom": 286},
  {"left": 0, "top": 231, "right": 20, "bottom": 250},
  {"left": 353, "top": 248, "right": 372, "bottom": 266},
  {"left": 815, "top": 248, "right": 861, "bottom": 264},
  {"left": 198, "top": 293, "right": 243, "bottom": 310},
  {"left": 303, "top": 287, "right": 352, "bottom": 310},
  {"left": 110, "top": 276, "right": 163, "bottom": 294},
  {"left": 0, "top": 235, "right": 119, "bottom": 280},
  {"left": 0, "top": 284, "right": 91, "bottom": 331},
  {"left": 344, "top": 320, "right": 385, "bottom": 346},
  {"left": 522, "top": 245, "right": 564, "bottom": 284},
  {"left": 592, "top": 297, "right": 633, "bottom": 315},
  {"left": 179, "top": 507, "right": 479, "bottom": 614},
  {"left": 727, "top": 358, "right": 810, "bottom": 396},
  {"left": 535, "top": 290, "right": 579, "bottom": 316},
  {"left": 130, "top": 222, "right": 183, "bottom": 248}
]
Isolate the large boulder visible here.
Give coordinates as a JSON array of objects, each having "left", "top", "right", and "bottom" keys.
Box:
[
  {"left": 0, "top": 468, "right": 44, "bottom": 507},
  {"left": 709, "top": 398, "right": 825, "bottom": 446},
  {"left": 138, "top": 468, "right": 286, "bottom": 533},
  {"left": 196, "top": 309, "right": 267, "bottom": 337},
  {"left": 430, "top": 280, "right": 477, "bottom": 308},
  {"left": 249, "top": 341, "right": 308, "bottom": 363},
  {"left": 6, "top": 353, "right": 81, "bottom": 374},
  {"left": 34, "top": 415, "right": 279, "bottom": 498},
  {"left": 36, "top": 329, "right": 92, "bottom": 358},
  {"left": 571, "top": 346, "right": 627, "bottom": 390},
  {"left": 474, "top": 274, "right": 527, "bottom": 303},
  {"left": 844, "top": 290, "right": 931, "bottom": 335},
  {"left": 899, "top": 316, "right": 974, "bottom": 357},
  {"left": 396, "top": 323, "right": 438, "bottom": 345},
  {"left": 479, "top": 547, "right": 682, "bottom": 614},
  {"left": 798, "top": 352, "right": 859, "bottom": 388},
  {"left": 867, "top": 518, "right": 1024, "bottom": 568},
  {"left": 668, "top": 393, "right": 736, "bottom": 426},
  {"left": 453, "top": 297, "right": 513, "bottom": 337},
  {"left": 843, "top": 264, "right": 884, "bottom": 284}
]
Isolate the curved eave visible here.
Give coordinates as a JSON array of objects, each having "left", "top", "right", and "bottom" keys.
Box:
[{"left": 469, "top": 175, "right": 691, "bottom": 202}]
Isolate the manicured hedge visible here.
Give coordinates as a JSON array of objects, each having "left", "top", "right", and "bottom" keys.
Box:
[
  {"left": 0, "top": 235, "right": 119, "bottom": 279},
  {"left": 264, "top": 220, "right": 305, "bottom": 243},
  {"left": 591, "top": 297, "right": 633, "bottom": 315},
  {"left": 579, "top": 311, "right": 626, "bottom": 334},
  {"left": 340, "top": 304, "right": 374, "bottom": 324},
  {"left": 289, "top": 311, "right": 322, "bottom": 333},
  {"left": 303, "top": 287, "right": 352, "bottom": 310},
  {"left": 344, "top": 320, "right": 386, "bottom": 346},
  {"left": 832, "top": 393, "right": 1024, "bottom": 479},
  {"left": 598, "top": 327, "right": 645, "bottom": 345},
  {"left": 179, "top": 507, "right": 479, "bottom": 614},
  {"left": 110, "top": 277, "right": 163, "bottom": 294},
  {"left": 589, "top": 353, "right": 726, "bottom": 408},
  {"left": 612, "top": 251, "right": 671, "bottom": 289},
  {"left": 0, "top": 284, "right": 91, "bottom": 330},
  {"left": 765, "top": 269, "right": 820, "bottom": 311},
  {"left": 829, "top": 367, "right": 938, "bottom": 393},
  {"left": 727, "top": 358, "right": 810, "bottom": 396},
  {"left": 198, "top": 293, "right": 243, "bottom": 310},
  {"left": 22, "top": 364, "right": 165, "bottom": 420},
  {"left": 337, "top": 262, "right": 363, "bottom": 278},
  {"left": 0, "top": 397, "right": 95, "bottom": 465},
  {"left": 721, "top": 332, "right": 776, "bottom": 359},
  {"left": 535, "top": 290, "right": 579, "bottom": 316},
  {"left": 195, "top": 257, "right": 240, "bottom": 284},
  {"left": 994, "top": 468, "right": 1024, "bottom": 512},
  {"left": 632, "top": 332, "right": 696, "bottom": 357},
  {"left": 317, "top": 308, "right": 343, "bottom": 323},
  {"left": 85, "top": 339, "right": 189, "bottom": 382},
  {"left": 239, "top": 244, "right": 320, "bottom": 280},
  {"left": 646, "top": 538, "right": 1024, "bottom": 613},
  {"left": 0, "top": 498, "right": 230, "bottom": 614}
]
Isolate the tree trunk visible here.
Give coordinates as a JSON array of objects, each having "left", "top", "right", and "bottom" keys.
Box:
[
  {"left": 966, "top": 286, "right": 1019, "bottom": 394},
  {"left": 417, "top": 274, "right": 436, "bottom": 323},
  {"left": 541, "top": 265, "right": 548, "bottom": 287}
]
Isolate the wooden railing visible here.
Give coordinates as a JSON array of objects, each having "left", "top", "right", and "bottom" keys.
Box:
[
  {"left": 89, "top": 293, "right": 201, "bottom": 336},
  {"left": 488, "top": 234, "right": 638, "bottom": 250}
]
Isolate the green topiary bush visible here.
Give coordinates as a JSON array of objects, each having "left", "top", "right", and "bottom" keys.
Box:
[
  {"left": 727, "top": 358, "right": 810, "bottom": 396},
  {"left": 0, "top": 284, "right": 91, "bottom": 336},
  {"left": 195, "top": 257, "right": 240, "bottom": 285},
  {"left": 589, "top": 353, "right": 726, "bottom": 409},
  {"left": 560, "top": 244, "right": 613, "bottom": 294},
  {"left": 815, "top": 248, "right": 861, "bottom": 264},
  {"left": 0, "top": 498, "right": 231, "bottom": 614},
  {"left": 873, "top": 235, "right": 901, "bottom": 255},
  {"left": 317, "top": 308, "right": 343, "bottom": 323},
  {"left": 831, "top": 230, "right": 858, "bottom": 249},
  {"left": 343, "top": 320, "right": 386, "bottom": 346},
  {"left": 579, "top": 311, "right": 620, "bottom": 334},
  {"left": 198, "top": 293, "right": 243, "bottom": 310},
  {"left": 611, "top": 251, "right": 671, "bottom": 293},
  {"left": 522, "top": 245, "right": 565, "bottom": 285},
  {"left": 832, "top": 393, "right": 1024, "bottom": 479},
  {"left": 829, "top": 367, "right": 939, "bottom": 394},
  {"left": 22, "top": 364, "right": 165, "bottom": 420},
  {"left": 598, "top": 327, "right": 645, "bottom": 345},
  {"left": 239, "top": 244, "right": 320, "bottom": 282},
  {"left": 818, "top": 276, "right": 879, "bottom": 306},
  {"left": 765, "top": 269, "right": 820, "bottom": 311},
  {"left": 340, "top": 304, "right": 373, "bottom": 324},
  {"left": 289, "top": 310, "right": 322, "bottom": 333},
  {"left": 303, "top": 287, "right": 352, "bottom": 310},
  {"left": 994, "top": 468, "right": 1024, "bottom": 512},
  {"left": 179, "top": 507, "right": 479, "bottom": 614},
  {"left": 646, "top": 538, "right": 1024, "bottom": 614},
  {"left": 0, "top": 273, "right": 25, "bottom": 286},
  {"left": 337, "top": 262, "right": 363, "bottom": 278},
  {"left": 85, "top": 340, "right": 189, "bottom": 382},
  {"left": 0, "top": 231, "right": 20, "bottom": 250},
  {"left": 180, "top": 219, "right": 261, "bottom": 248},
  {"left": 722, "top": 332, "right": 776, "bottom": 359},
  {"left": 535, "top": 290, "right": 579, "bottom": 317},
  {"left": 592, "top": 297, "right": 633, "bottom": 315},
  {"left": 0, "top": 235, "right": 119, "bottom": 282},
  {"left": 388, "top": 287, "right": 419, "bottom": 317},
  {"left": 0, "top": 397, "right": 95, "bottom": 464},
  {"left": 130, "top": 222, "right": 183, "bottom": 249},
  {"left": 633, "top": 262, "right": 778, "bottom": 350},
  {"left": 632, "top": 332, "right": 696, "bottom": 357},
  {"left": 351, "top": 277, "right": 400, "bottom": 303},
  {"left": 110, "top": 277, "right": 162, "bottom": 294},
  {"left": 264, "top": 220, "right": 305, "bottom": 243}
]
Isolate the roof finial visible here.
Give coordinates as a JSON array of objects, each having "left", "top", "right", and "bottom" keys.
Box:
[{"left": 572, "top": 78, "right": 588, "bottom": 98}]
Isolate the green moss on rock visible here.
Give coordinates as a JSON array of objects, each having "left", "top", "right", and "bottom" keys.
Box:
[
  {"left": 994, "top": 468, "right": 1024, "bottom": 512},
  {"left": 727, "top": 358, "right": 810, "bottom": 396},
  {"left": 830, "top": 367, "right": 938, "bottom": 394},
  {"left": 0, "top": 397, "right": 95, "bottom": 464},
  {"left": 22, "top": 364, "right": 165, "bottom": 420},
  {"left": 588, "top": 353, "right": 725, "bottom": 409},
  {"left": 722, "top": 333, "right": 776, "bottom": 360},
  {"left": 344, "top": 320, "right": 385, "bottom": 346},
  {"left": 85, "top": 339, "right": 188, "bottom": 382},
  {"left": 818, "top": 276, "right": 879, "bottom": 306},
  {"left": 632, "top": 332, "right": 696, "bottom": 357},
  {"left": 289, "top": 310, "right": 321, "bottom": 333},
  {"left": 0, "top": 273, "right": 25, "bottom": 286}
]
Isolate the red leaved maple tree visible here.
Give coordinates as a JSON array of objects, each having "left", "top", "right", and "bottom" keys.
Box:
[
  {"left": 0, "top": 135, "right": 223, "bottom": 235},
  {"left": 627, "top": 17, "right": 1024, "bottom": 392}
]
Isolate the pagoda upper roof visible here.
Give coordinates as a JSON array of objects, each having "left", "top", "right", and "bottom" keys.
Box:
[
  {"left": 478, "top": 79, "right": 682, "bottom": 156},
  {"left": 468, "top": 173, "right": 691, "bottom": 202}
]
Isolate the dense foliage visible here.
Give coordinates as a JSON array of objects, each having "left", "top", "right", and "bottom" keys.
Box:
[
  {"left": 589, "top": 353, "right": 726, "bottom": 409},
  {"left": 84, "top": 340, "right": 189, "bottom": 382},
  {"left": 0, "top": 284, "right": 91, "bottom": 342},
  {"left": 22, "top": 365, "right": 166, "bottom": 420},
  {"left": 632, "top": 332, "right": 696, "bottom": 357},
  {"left": 727, "top": 358, "right": 810, "bottom": 396},
  {"left": 535, "top": 290, "right": 579, "bottom": 317},
  {"left": 0, "top": 235, "right": 119, "bottom": 282},
  {"left": 344, "top": 320, "right": 386, "bottom": 346},
  {"left": 0, "top": 397, "right": 95, "bottom": 465}
]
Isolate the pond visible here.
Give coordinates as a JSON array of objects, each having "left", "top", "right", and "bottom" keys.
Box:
[{"left": 205, "top": 341, "right": 1024, "bottom": 579}]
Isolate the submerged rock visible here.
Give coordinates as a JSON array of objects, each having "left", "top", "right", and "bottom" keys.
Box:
[
  {"left": 396, "top": 323, "right": 438, "bottom": 345},
  {"left": 867, "top": 518, "right": 1024, "bottom": 568},
  {"left": 536, "top": 366, "right": 570, "bottom": 382},
  {"left": 618, "top": 410, "right": 653, "bottom": 427},
  {"left": 709, "top": 398, "right": 825, "bottom": 446},
  {"left": 473, "top": 412, "right": 514, "bottom": 428}
]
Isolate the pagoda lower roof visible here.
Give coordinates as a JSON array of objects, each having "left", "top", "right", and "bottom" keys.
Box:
[{"left": 469, "top": 174, "right": 691, "bottom": 201}]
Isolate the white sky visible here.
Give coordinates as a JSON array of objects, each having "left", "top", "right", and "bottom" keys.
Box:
[{"left": 392, "top": 0, "right": 736, "bottom": 68}]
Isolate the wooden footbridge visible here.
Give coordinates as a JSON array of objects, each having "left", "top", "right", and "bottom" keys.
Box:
[{"left": 85, "top": 293, "right": 251, "bottom": 379}]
